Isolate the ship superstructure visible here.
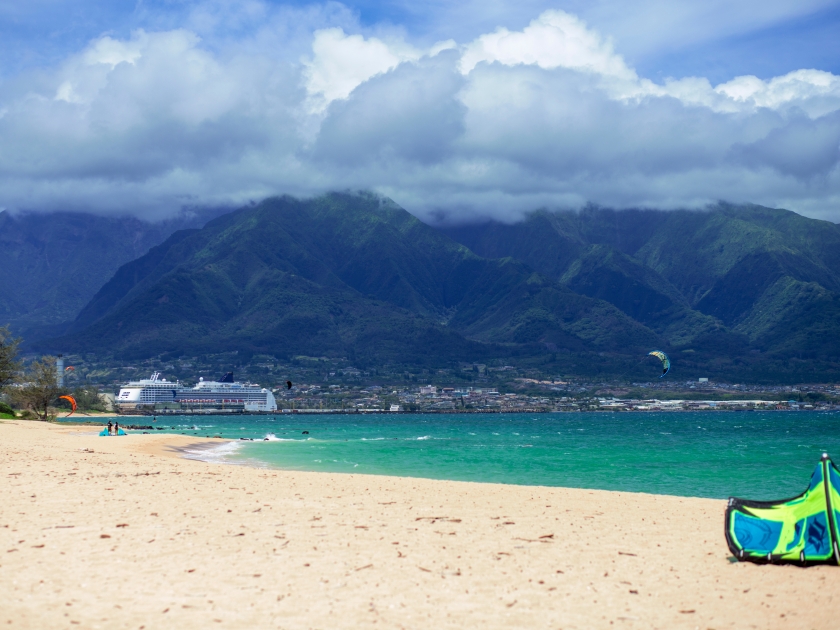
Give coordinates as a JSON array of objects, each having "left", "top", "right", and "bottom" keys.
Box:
[
  {"left": 116, "top": 372, "right": 180, "bottom": 407},
  {"left": 116, "top": 372, "right": 276, "bottom": 413},
  {"left": 178, "top": 372, "right": 277, "bottom": 412}
]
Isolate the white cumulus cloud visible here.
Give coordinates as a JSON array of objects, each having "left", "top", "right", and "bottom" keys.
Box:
[
  {"left": 0, "top": 4, "right": 839, "bottom": 223},
  {"left": 304, "top": 28, "right": 420, "bottom": 109},
  {"left": 459, "top": 10, "right": 635, "bottom": 80}
]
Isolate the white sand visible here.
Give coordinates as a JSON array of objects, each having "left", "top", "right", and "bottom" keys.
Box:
[{"left": 1, "top": 420, "right": 837, "bottom": 628}]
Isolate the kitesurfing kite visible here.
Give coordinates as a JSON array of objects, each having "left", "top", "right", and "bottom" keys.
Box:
[
  {"left": 286, "top": 381, "right": 293, "bottom": 389},
  {"left": 59, "top": 394, "right": 77, "bottom": 417},
  {"left": 726, "top": 454, "right": 840, "bottom": 565},
  {"left": 65, "top": 366, "right": 74, "bottom": 372},
  {"left": 648, "top": 350, "right": 670, "bottom": 377}
]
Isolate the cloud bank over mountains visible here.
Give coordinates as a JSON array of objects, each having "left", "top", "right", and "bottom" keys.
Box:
[{"left": 1, "top": 3, "right": 839, "bottom": 223}]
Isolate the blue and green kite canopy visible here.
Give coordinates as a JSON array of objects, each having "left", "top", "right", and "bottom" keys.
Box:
[{"left": 725, "top": 454, "right": 840, "bottom": 566}]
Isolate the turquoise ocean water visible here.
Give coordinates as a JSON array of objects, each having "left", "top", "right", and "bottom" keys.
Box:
[{"left": 94, "top": 411, "right": 840, "bottom": 500}]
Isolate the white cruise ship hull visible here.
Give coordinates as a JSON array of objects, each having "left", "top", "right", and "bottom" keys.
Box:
[{"left": 116, "top": 373, "right": 276, "bottom": 413}]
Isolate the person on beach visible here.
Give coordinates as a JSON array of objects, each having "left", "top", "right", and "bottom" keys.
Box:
[
  {"left": 108, "top": 420, "right": 113, "bottom": 435},
  {"left": 114, "top": 421, "right": 120, "bottom": 435}
]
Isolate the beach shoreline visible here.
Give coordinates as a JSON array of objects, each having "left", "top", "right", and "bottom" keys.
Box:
[{"left": 2, "top": 419, "right": 837, "bottom": 628}]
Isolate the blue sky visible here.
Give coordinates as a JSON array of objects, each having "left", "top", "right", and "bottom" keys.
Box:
[
  {"left": 640, "top": 3, "right": 840, "bottom": 82},
  {"left": 1, "top": 0, "right": 839, "bottom": 221},
  {"left": 4, "top": 0, "right": 838, "bottom": 81}
]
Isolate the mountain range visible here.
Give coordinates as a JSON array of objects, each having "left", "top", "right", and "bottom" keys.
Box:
[
  {"left": 0, "top": 208, "right": 226, "bottom": 338},
  {"left": 9, "top": 193, "right": 840, "bottom": 382},
  {"left": 445, "top": 204, "right": 840, "bottom": 365}
]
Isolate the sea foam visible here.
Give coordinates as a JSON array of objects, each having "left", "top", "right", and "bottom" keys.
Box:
[{"left": 181, "top": 440, "right": 242, "bottom": 464}]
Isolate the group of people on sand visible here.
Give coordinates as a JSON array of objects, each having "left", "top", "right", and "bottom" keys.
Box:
[{"left": 106, "top": 420, "right": 121, "bottom": 435}]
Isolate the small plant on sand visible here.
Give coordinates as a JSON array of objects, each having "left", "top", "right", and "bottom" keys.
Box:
[
  {"left": 0, "top": 400, "right": 15, "bottom": 418},
  {"left": 11, "top": 356, "right": 62, "bottom": 421}
]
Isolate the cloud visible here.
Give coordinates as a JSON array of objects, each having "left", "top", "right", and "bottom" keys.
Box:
[
  {"left": 715, "top": 70, "right": 840, "bottom": 116},
  {"left": 732, "top": 111, "right": 840, "bottom": 178},
  {"left": 304, "top": 28, "right": 421, "bottom": 109},
  {"left": 313, "top": 51, "right": 466, "bottom": 164},
  {"left": 0, "top": 4, "right": 839, "bottom": 223},
  {"left": 458, "top": 10, "right": 635, "bottom": 80}
]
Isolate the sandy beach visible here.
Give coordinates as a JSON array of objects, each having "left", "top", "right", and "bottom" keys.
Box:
[{"left": 1, "top": 421, "right": 837, "bottom": 629}]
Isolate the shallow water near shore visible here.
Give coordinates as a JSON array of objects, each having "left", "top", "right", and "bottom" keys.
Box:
[{"left": 81, "top": 411, "right": 840, "bottom": 499}]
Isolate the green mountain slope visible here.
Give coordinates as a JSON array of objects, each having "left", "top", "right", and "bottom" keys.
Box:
[
  {"left": 45, "top": 193, "right": 656, "bottom": 368},
  {"left": 32, "top": 195, "right": 840, "bottom": 380},
  {"left": 628, "top": 205, "right": 840, "bottom": 305},
  {"left": 559, "top": 245, "right": 722, "bottom": 345},
  {"left": 733, "top": 277, "right": 840, "bottom": 359},
  {"left": 0, "top": 209, "right": 226, "bottom": 337},
  {"left": 444, "top": 202, "right": 840, "bottom": 368},
  {"left": 444, "top": 210, "right": 719, "bottom": 346}
]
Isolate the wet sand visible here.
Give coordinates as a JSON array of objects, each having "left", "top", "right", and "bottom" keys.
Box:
[{"left": 1, "top": 420, "right": 837, "bottom": 628}]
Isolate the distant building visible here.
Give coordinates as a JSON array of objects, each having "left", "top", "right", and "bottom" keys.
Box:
[
  {"left": 699, "top": 378, "right": 709, "bottom": 383},
  {"left": 389, "top": 404, "right": 402, "bottom": 412},
  {"left": 56, "top": 355, "right": 64, "bottom": 387},
  {"left": 419, "top": 385, "right": 437, "bottom": 395}
]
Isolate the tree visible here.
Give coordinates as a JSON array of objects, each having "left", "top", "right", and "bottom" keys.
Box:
[
  {"left": 0, "top": 325, "right": 21, "bottom": 390},
  {"left": 12, "top": 357, "right": 61, "bottom": 421},
  {"left": 71, "top": 385, "right": 107, "bottom": 412}
]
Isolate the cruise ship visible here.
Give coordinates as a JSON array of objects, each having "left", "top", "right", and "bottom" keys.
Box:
[
  {"left": 116, "top": 372, "right": 180, "bottom": 406},
  {"left": 116, "top": 372, "right": 277, "bottom": 412}
]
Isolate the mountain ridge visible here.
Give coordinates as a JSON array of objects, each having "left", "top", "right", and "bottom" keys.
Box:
[
  {"left": 18, "top": 194, "right": 840, "bottom": 382},
  {"left": 443, "top": 202, "right": 840, "bottom": 368},
  {"left": 38, "top": 193, "right": 658, "bottom": 372},
  {"left": 0, "top": 208, "right": 229, "bottom": 337}
]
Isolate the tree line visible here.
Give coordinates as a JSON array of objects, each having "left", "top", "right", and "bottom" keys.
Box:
[{"left": 0, "top": 326, "right": 108, "bottom": 420}]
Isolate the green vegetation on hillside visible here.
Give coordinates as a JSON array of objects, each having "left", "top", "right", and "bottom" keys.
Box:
[
  {"left": 42, "top": 194, "right": 656, "bottom": 375},
  {"left": 27, "top": 194, "right": 840, "bottom": 383},
  {"left": 0, "top": 209, "right": 225, "bottom": 337},
  {"left": 444, "top": 202, "right": 840, "bottom": 380}
]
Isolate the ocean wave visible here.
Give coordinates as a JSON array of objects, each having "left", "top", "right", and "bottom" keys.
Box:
[
  {"left": 181, "top": 441, "right": 242, "bottom": 464},
  {"left": 262, "top": 433, "right": 300, "bottom": 441}
]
